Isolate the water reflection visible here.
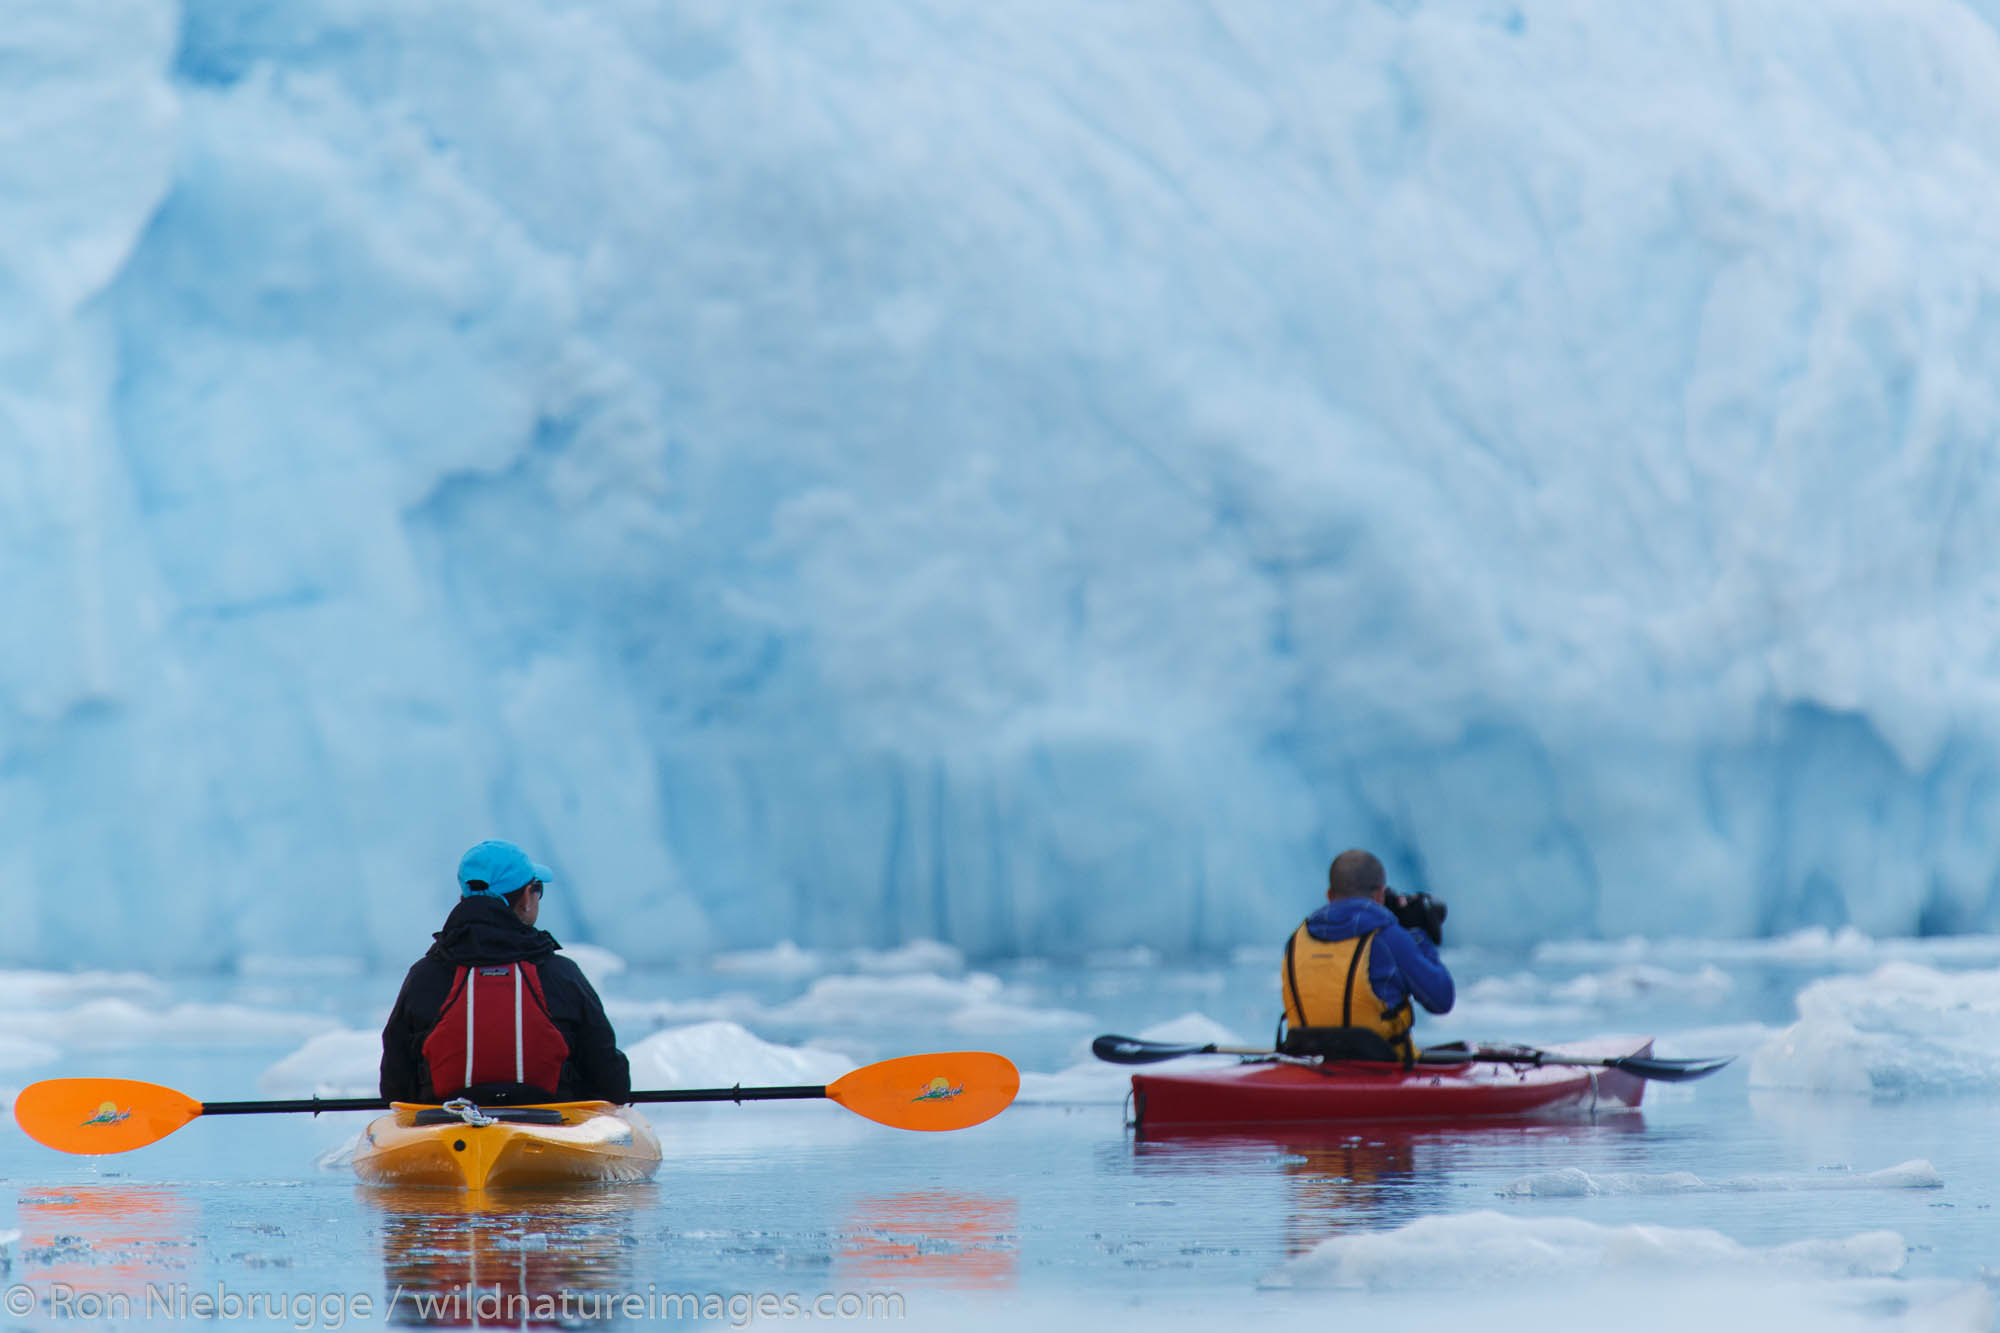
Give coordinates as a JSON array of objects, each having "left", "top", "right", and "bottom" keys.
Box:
[
  {"left": 835, "top": 1191, "right": 1018, "bottom": 1289},
  {"left": 1131, "top": 1116, "right": 1651, "bottom": 1253},
  {"left": 364, "top": 1185, "right": 656, "bottom": 1328},
  {"left": 14, "top": 1185, "right": 199, "bottom": 1297}
]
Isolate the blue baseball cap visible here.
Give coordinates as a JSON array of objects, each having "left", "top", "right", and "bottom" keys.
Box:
[{"left": 457, "top": 840, "right": 554, "bottom": 900}]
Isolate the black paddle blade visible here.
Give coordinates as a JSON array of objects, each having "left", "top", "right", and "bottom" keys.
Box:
[
  {"left": 1606, "top": 1054, "right": 1735, "bottom": 1082},
  {"left": 1091, "top": 1034, "right": 1217, "bottom": 1065}
]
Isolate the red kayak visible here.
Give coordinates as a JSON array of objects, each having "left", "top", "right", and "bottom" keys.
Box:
[{"left": 1129, "top": 1037, "right": 1651, "bottom": 1132}]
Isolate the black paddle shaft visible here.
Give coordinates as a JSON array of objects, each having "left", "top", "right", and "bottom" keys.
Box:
[
  {"left": 196, "top": 1085, "right": 833, "bottom": 1116},
  {"left": 201, "top": 1097, "right": 390, "bottom": 1116},
  {"left": 629, "top": 1084, "right": 829, "bottom": 1105}
]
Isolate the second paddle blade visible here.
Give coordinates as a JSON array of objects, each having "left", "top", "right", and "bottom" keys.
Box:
[
  {"left": 828, "top": 1052, "right": 1019, "bottom": 1131},
  {"left": 15, "top": 1078, "right": 204, "bottom": 1155}
]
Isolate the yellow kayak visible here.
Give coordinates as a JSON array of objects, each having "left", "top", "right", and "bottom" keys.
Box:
[{"left": 353, "top": 1102, "right": 662, "bottom": 1190}]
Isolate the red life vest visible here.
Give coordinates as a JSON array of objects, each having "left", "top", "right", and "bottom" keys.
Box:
[{"left": 420, "top": 961, "right": 571, "bottom": 1099}]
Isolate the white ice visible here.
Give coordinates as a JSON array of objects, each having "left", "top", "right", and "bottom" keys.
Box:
[
  {"left": 260, "top": 1029, "right": 383, "bottom": 1099},
  {"left": 15, "top": 4, "right": 2000, "bottom": 966},
  {"left": 1750, "top": 962, "right": 2000, "bottom": 1095},
  {"left": 624, "top": 1020, "right": 857, "bottom": 1090},
  {"left": 1019, "top": 1012, "right": 1246, "bottom": 1105},
  {"left": 1503, "top": 1159, "right": 1944, "bottom": 1197},
  {"left": 1252, "top": 1211, "right": 1991, "bottom": 1333}
]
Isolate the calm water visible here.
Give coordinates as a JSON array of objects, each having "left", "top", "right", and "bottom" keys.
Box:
[{"left": 1, "top": 950, "right": 1994, "bottom": 1330}]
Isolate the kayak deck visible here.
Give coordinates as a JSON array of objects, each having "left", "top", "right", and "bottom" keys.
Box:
[
  {"left": 1130, "top": 1037, "right": 1652, "bottom": 1133},
  {"left": 353, "top": 1102, "right": 662, "bottom": 1190}
]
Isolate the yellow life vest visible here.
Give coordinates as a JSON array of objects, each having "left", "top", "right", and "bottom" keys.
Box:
[{"left": 1281, "top": 922, "right": 1415, "bottom": 1062}]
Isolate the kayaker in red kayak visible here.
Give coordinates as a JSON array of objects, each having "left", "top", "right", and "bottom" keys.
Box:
[
  {"left": 379, "top": 840, "right": 632, "bottom": 1105},
  {"left": 1278, "top": 849, "right": 1454, "bottom": 1064}
]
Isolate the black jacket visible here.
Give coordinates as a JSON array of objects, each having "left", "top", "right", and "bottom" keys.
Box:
[{"left": 379, "top": 896, "right": 631, "bottom": 1103}]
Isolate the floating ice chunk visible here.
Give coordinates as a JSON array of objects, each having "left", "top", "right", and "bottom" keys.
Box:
[
  {"left": 1504, "top": 1160, "right": 1941, "bottom": 1197},
  {"left": 1022, "top": 1013, "right": 1246, "bottom": 1104},
  {"left": 1466, "top": 964, "right": 1733, "bottom": 1008},
  {"left": 0, "top": 970, "right": 166, "bottom": 1005},
  {"left": 943, "top": 1001, "right": 1092, "bottom": 1033},
  {"left": 709, "top": 941, "right": 823, "bottom": 978},
  {"left": 625, "top": 1020, "right": 856, "bottom": 1089},
  {"left": 1084, "top": 946, "right": 1161, "bottom": 969},
  {"left": 1134, "top": 1012, "right": 1246, "bottom": 1048},
  {"left": 762, "top": 972, "right": 1002, "bottom": 1024},
  {"left": 608, "top": 994, "right": 766, "bottom": 1032},
  {"left": 1267, "top": 1211, "right": 1910, "bottom": 1291},
  {"left": 1534, "top": 936, "right": 1654, "bottom": 965},
  {"left": 234, "top": 955, "right": 367, "bottom": 978},
  {"left": 19, "top": 999, "right": 340, "bottom": 1048},
  {"left": 563, "top": 943, "right": 627, "bottom": 985},
  {"left": 846, "top": 939, "right": 965, "bottom": 975},
  {"left": 733, "top": 968, "right": 1093, "bottom": 1032},
  {"left": 260, "top": 1029, "right": 384, "bottom": 1098},
  {"left": 1538, "top": 931, "right": 2000, "bottom": 971},
  {"left": 1751, "top": 964, "right": 2000, "bottom": 1094}
]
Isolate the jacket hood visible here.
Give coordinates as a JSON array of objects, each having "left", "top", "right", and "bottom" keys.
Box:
[
  {"left": 427, "top": 895, "right": 563, "bottom": 966},
  {"left": 1304, "top": 896, "right": 1397, "bottom": 942}
]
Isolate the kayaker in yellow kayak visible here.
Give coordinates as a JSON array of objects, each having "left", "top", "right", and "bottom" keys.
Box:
[
  {"left": 379, "top": 840, "right": 631, "bottom": 1105},
  {"left": 1279, "top": 849, "right": 1454, "bottom": 1064}
]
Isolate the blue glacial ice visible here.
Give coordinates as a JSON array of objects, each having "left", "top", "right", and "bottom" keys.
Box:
[{"left": 8, "top": 2, "right": 2000, "bottom": 967}]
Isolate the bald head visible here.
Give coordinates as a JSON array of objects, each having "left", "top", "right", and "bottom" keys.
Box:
[{"left": 1327, "top": 849, "right": 1387, "bottom": 901}]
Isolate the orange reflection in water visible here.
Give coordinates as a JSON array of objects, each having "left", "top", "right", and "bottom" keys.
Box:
[
  {"left": 835, "top": 1191, "right": 1019, "bottom": 1290},
  {"left": 14, "top": 1185, "right": 200, "bottom": 1297},
  {"left": 365, "top": 1185, "right": 657, "bottom": 1328}
]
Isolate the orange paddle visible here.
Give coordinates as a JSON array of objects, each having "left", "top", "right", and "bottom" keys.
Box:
[{"left": 15, "top": 1051, "right": 1021, "bottom": 1156}]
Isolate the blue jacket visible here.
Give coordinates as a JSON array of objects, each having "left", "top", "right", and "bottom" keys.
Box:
[{"left": 1303, "top": 899, "right": 1455, "bottom": 1015}]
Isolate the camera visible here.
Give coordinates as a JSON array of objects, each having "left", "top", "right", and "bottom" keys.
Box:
[{"left": 1388, "top": 890, "right": 1447, "bottom": 947}]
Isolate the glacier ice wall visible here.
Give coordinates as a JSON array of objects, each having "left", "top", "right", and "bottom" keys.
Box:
[{"left": 7, "top": 0, "right": 2000, "bottom": 967}]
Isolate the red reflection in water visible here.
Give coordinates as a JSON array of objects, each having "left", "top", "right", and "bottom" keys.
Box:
[{"left": 1138, "top": 1116, "right": 1650, "bottom": 1255}]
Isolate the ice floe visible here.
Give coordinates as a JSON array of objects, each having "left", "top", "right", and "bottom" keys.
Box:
[
  {"left": 625, "top": 1020, "right": 857, "bottom": 1089},
  {"left": 705, "top": 939, "right": 966, "bottom": 980},
  {"left": 848, "top": 940, "right": 966, "bottom": 975},
  {"left": 1248, "top": 1210, "right": 1997, "bottom": 1331},
  {"left": 1750, "top": 963, "right": 2000, "bottom": 1094},
  {"left": 562, "top": 942, "right": 628, "bottom": 985},
  {"left": 761, "top": 971, "right": 1091, "bottom": 1032},
  {"left": 0, "top": 969, "right": 164, "bottom": 1006},
  {"left": 1537, "top": 929, "right": 2000, "bottom": 969},
  {"left": 1502, "top": 1160, "right": 1943, "bottom": 1196},
  {"left": 709, "top": 940, "right": 825, "bottom": 978},
  {"left": 21, "top": 999, "right": 341, "bottom": 1048},
  {"left": 1253, "top": 1208, "right": 2000, "bottom": 1333},
  {"left": 1017, "top": 1013, "right": 1246, "bottom": 1105},
  {"left": 260, "top": 1029, "right": 384, "bottom": 1098}
]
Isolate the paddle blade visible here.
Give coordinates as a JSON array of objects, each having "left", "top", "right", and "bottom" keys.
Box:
[
  {"left": 1092, "top": 1034, "right": 1216, "bottom": 1065},
  {"left": 827, "top": 1052, "right": 1018, "bottom": 1131},
  {"left": 1608, "top": 1054, "right": 1735, "bottom": 1083},
  {"left": 15, "top": 1078, "right": 203, "bottom": 1155}
]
